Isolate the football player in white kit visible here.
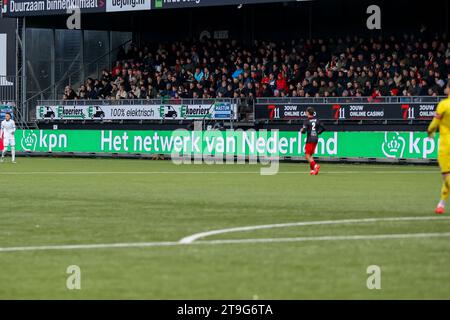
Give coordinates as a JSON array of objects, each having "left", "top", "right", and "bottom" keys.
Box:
[{"left": 1, "top": 112, "right": 16, "bottom": 163}]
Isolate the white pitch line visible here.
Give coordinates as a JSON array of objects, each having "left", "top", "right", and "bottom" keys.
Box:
[
  {"left": 179, "top": 216, "right": 450, "bottom": 244},
  {"left": 199, "top": 232, "right": 450, "bottom": 245},
  {"left": 1, "top": 232, "right": 450, "bottom": 253},
  {"left": 0, "top": 171, "right": 438, "bottom": 175},
  {"left": 0, "top": 241, "right": 179, "bottom": 252},
  {"left": 1, "top": 216, "right": 449, "bottom": 253}
]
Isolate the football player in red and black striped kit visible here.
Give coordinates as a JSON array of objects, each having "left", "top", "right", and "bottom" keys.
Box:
[{"left": 301, "top": 107, "right": 325, "bottom": 175}]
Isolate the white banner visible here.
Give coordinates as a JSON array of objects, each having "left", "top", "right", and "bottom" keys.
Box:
[
  {"left": 106, "top": 0, "right": 151, "bottom": 12},
  {"left": 36, "top": 103, "right": 237, "bottom": 120}
]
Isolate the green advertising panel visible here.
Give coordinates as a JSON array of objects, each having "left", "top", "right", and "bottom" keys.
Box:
[{"left": 15, "top": 130, "right": 438, "bottom": 159}]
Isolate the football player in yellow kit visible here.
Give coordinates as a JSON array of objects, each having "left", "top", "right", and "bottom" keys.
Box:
[{"left": 428, "top": 83, "right": 450, "bottom": 214}]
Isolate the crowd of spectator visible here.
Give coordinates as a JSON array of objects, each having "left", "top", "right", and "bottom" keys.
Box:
[{"left": 63, "top": 33, "right": 450, "bottom": 101}]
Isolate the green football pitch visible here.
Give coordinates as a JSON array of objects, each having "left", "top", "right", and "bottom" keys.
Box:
[{"left": 0, "top": 157, "right": 449, "bottom": 299}]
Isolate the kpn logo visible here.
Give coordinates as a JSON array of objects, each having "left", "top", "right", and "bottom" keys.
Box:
[
  {"left": 381, "top": 132, "right": 436, "bottom": 159},
  {"left": 20, "top": 130, "right": 68, "bottom": 152}
]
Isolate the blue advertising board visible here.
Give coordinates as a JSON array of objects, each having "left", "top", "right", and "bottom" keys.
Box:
[{"left": 0, "top": 104, "right": 14, "bottom": 120}]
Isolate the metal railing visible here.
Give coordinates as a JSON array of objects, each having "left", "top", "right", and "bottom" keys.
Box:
[
  {"left": 256, "top": 96, "right": 446, "bottom": 104},
  {"left": 37, "top": 98, "right": 241, "bottom": 106},
  {"left": 41, "top": 96, "right": 443, "bottom": 106}
]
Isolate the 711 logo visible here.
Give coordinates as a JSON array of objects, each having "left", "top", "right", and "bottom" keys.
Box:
[
  {"left": 267, "top": 105, "right": 280, "bottom": 119},
  {"left": 401, "top": 104, "right": 415, "bottom": 119},
  {"left": 332, "top": 105, "right": 346, "bottom": 119}
]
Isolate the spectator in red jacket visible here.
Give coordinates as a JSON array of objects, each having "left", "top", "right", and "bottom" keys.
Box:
[
  {"left": 111, "top": 61, "right": 122, "bottom": 77},
  {"left": 276, "top": 73, "right": 288, "bottom": 93}
]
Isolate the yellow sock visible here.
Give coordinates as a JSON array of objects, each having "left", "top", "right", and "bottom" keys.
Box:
[{"left": 441, "top": 175, "right": 450, "bottom": 201}]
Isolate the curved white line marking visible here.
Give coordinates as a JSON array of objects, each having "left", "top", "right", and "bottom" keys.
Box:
[
  {"left": 200, "top": 232, "right": 450, "bottom": 245},
  {"left": 179, "top": 216, "right": 450, "bottom": 244},
  {"left": 1, "top": 216, "right": 448, "bottom": 253}
]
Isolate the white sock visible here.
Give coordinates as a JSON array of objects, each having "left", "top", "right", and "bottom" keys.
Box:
[
  {"left": 1, "top": 149, "right": 5, "bottom": 158},
  {"left": 438, "top": 200, "right": 446, "bottom": 208},
  {"left": 11, "top": 146, "right": 15, "bottom": 162}
]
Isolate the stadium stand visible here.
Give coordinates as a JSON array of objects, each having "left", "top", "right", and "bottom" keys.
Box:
[{"left": 64, "top": 34, "right": 450, "bottom": 102}]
